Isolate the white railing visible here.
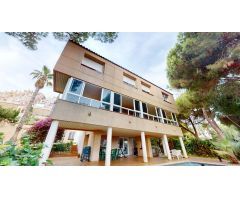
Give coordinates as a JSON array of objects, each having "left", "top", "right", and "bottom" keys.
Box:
[{"left": 63, "top": 95, "right": 178, "bottom": 126}]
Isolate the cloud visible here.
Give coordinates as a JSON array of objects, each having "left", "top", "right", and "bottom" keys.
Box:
[{"left": 0, "top": 32, "right": 178, "bottom": 97}]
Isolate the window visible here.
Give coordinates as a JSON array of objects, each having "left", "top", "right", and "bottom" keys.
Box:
[
  {"left": 172, "top": 113, "right": 177, "bottom": 122},
  {"left": 141, "top": 82, "right": 151, "bottom": 94},
  {"left": 69, "top": 79, "right": 84, "bottom": 95},
  {"left": 68, "top": 132, "right": 75, "bottom": 140},
  {"left": 101, "top": 89, "right": 111, "bottom": 103},
  {"left": 65, "top": 79, "right": 84, "bottom": 103},
  {"left": 82, "top": 55, "right": 104, "bottom": 73},
  {"left": 101, "top": 89, "right": 111, "bottom": 111},
  {"left": 142, "top": 102, "right": 148, "bottom": 119},
  {"left": 123, "top": 73, "right": 136, "bottom": 87},
  {"left": 162, "top": 92, "right": 169, "bottom": 101},
  {"left": 113, "top": 93, "right": 121, "bottom": 113}
]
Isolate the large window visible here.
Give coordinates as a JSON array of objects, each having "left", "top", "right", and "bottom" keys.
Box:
[
  {"left": 101, "top": 89, "right": 111, "bottom": 110},
  {"left": 142, "top": 102, "right": 148, "bottom": 119},
  {"left": 82, "top": 55, "right": 104, "bottom": 73},
  {"left": 65, "top": 79, "right": 84, "bottom": 103},
  {"left": 113, "top": 93, "right": 121, "bottom": 113}
]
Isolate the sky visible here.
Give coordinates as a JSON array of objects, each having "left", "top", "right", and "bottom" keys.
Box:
[{"left": 0, "top": 32, "right": 178, "bottom": 97}]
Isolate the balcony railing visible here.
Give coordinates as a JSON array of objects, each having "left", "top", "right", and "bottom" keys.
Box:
[{"left": 61, "top": 95, "right": 178, "bottom": 126}]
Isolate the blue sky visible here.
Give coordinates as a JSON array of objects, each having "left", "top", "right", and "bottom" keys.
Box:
[{"left": 0, "top": 32, "right": 178, "bottom": 97}]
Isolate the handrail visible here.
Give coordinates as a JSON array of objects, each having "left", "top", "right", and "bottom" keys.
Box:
[{"left": 62, "top": 95, "right": 178, "bottom": 126}]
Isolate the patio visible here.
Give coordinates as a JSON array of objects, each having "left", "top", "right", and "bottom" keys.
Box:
[{"left": 50, "top": 155, "right": 228, "bottom": 166}]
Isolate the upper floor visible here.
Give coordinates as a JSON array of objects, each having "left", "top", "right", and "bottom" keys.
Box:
[{"left": 53, "top": 41, "right": 178, "bottom": 114}]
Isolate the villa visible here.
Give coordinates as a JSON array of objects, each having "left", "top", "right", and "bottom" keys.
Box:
[{"left": 39, "top": 41, "right": 188, "bottom": 166}]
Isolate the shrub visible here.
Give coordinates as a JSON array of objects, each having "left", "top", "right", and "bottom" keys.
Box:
[
  {"left": 0, "top": 133, "right": 43, "bottom": 166},
  {"left": 0, "top": 106, "right": 20, "bottom": 123},
  {"left": 52, "top": 142, "right": 72, "bottom": 152},
  {"left": 27, "top": 118, "right": 64, "bottom": 143}
]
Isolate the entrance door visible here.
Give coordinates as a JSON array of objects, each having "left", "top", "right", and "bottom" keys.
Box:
[{"left": 119, "top": 137, "right": 129, "bottom": 156}]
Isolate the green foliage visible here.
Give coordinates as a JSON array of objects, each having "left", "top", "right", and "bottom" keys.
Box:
[
  {"left": 6, "top": 32, "right": 118, "bottom": 50},
  {"left": 0, "top": 133, "right": 43, "bottom": 166},
  {"left": 52, "top": 142, "right": 72, "bottom": 152},
  {"left": 178, "top": 135, "right": 217, "bottom": 157},
  {"left": 212, "top": 125, "right": 240, "bottom": 162},
  {"left": 0, "top": 106, "right": 20, "bottom": 123}
]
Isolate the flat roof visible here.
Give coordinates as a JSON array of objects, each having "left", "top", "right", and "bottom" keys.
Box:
[{"left": 70, "top": 40, "right": 173, "bottom": 95}]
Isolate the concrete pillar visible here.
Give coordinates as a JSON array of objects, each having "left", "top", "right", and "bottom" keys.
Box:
[
  {"left": 39, "top": 120, "right": 59, "bottom": 165},
  {"left": 91, "top": 134, "right": 102, "bottom": 161},
  {"left": 141, "top": 132, "right": 148, "bottom": 163},
  {"left": 77, "top": 131, "right": 86, "bottom": 156},
  {"left": 105, "top": 127, "right": 112, "bottom": 166},
  {"left": 179, "top": 136, "right": 188, "bottom": 158},
  {"left": 146, "top": 137, "right": 153, "bottom": 158},
  {"left": 87, "top": 132, "right": 94, "bottom": 147},
  {"left": 163, "top": 134, "right": 172, "bottom": 160},
  {"left": 162, "top": 138, "right": 167, "bottom": 156}
]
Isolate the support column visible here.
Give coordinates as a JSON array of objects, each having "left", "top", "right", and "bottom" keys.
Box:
[
  {"left": 146, "top": 137, "right": 153, "bottom": 158},
  {"left": 179, "top": 136, "right": 188, "bottom": 158},
  {"left": 77, "top": 131, "right": 86, "bottom": 156},
  {"left": 163, "top": 134, "right": 172, "bottom": 160},
  {"left": 87, "top": 132, "right": 94, "bottom": 147},
  {"left": 162, "top": 138, "right": 167, "bottom": 156},
  {"left": 91, "top": 133, "right": 102, "bottom": 161},
  {"left": 39, "top": 120, "right": 59, "bottom": 165},
  {"left": 105, "top": 127, "right": 112, "bottom": 166},
  {"left": 141, "top": 132, "right": 148, "bottom": 163}
]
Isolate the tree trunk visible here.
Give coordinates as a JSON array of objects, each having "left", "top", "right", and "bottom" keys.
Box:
[
  {"left": 10, "top": 87, "right": 40, "bottom": 142},
  {"left": 188, "top": 117, "right": 199, "bottom": 138},
  {"left": 202, "top": 108, "right": 224, "bottom": 139},
  {"left": 179, "top": 123, "right": 198, "bottom": 138}
]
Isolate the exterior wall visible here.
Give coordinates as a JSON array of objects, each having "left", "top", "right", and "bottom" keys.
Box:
[
  {"left": 54, "top": 41, "right": 177, "bottom": 113},
  {"left": 51, "top": 100, "right": 183, "bottom": 137}
]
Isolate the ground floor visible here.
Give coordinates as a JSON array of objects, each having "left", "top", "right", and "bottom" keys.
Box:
[
  {"left": 39, "top": 120, "right": 189, "bottom": 166},
  {"left": 50, "top": 155, "right": 228, "bottom": 166}
]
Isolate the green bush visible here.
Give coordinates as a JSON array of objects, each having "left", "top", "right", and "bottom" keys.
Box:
[
  {"left": 0, "top": 106, "right": 20, "bottom": 123},
  {"left": 170, "top": 135, "right": 217, "bottom": 157},
  {"left": 52, "top": 142, "right": 72, "bottom": 152},
  {"left": 0, "top": 132, "right": 43, "bottom": 166}
]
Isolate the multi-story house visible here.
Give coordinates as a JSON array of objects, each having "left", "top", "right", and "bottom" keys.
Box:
[{"left": 40, "top": 41, "right": 188, "bottom": 166}]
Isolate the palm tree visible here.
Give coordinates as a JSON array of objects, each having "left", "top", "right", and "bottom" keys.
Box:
[{"left": 10, "top": 66, "right": 53, "bottom": 142}]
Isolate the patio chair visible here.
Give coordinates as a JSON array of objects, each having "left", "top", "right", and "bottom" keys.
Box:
[
  {"left": 171, "top": 149, "right": 183, "bottom": 160},
  {"left": 111, "top": 149, "right": 119, "bottom": 160},
  {"left": 80, "top": 146, "right": 91, "bottom": 162},
  {"left": 99, "top": 147, "right": 106, "bottom": 161}
]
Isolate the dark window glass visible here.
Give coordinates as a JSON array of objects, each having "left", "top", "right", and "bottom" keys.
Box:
[
  {"left": 114, "top": 93, "right": 121, "bottom": 105},
  {"left": 162, "top": 110, "right": 166, "bottom": 118},
  {"left": 102, "top": 89, "right": 111, "bottom": 103},
  {"left": 156, "top": 108, "right": 161, "bottom": 117},
  {"left": 113, "top": 106, "right": 121, "bottom": 113},
  {"left": 134, "top": 100, "right": 140, "bottom": 111},
  {"left": 69, "top": 79, "right": 83, "bottom": 94},
  {"left": 172, "top": 113, "right": 177, "bottom": 121},
  {"left": 142, "top": 103, "right": 148, "bottom": 113},
  {"left": 66, "top": 94, "right": 79, "bottom": 103}
]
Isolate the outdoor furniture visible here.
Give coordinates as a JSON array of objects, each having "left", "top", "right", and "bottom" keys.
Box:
[
  {"left": 118, "top": 148, "right": 127, "bottom": 158},
  {"left": 111, "top": 149, "right": 119, "bottom": 160},
  {"left": 99, "top": 147, "right": 106, "bottom": 161},
  {"left": 80, "top": 146, "right": 91, "bottom": 162},
  {"left": 171, "top": 149, "right": 183, "bottom": 160}
]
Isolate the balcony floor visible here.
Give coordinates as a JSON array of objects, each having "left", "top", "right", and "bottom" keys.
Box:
[{"left": 50, "top": 155, "right": 228, "bottom": 166}]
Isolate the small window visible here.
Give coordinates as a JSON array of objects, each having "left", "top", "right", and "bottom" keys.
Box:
[
  {"left": 123, "top": 73, "right": 136, "bottom": 87},
  {"left": 141, "top": 82, "right": 151, "bottom": 94},
  {"left": 82, "top": 55, "right": 104, "bottom": 73},
  {"left": 162, "top": 92, "right": 169, "bottom": 101},
  {"left": 68, "top": 132, "right": 75, "bottom": 140}
]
